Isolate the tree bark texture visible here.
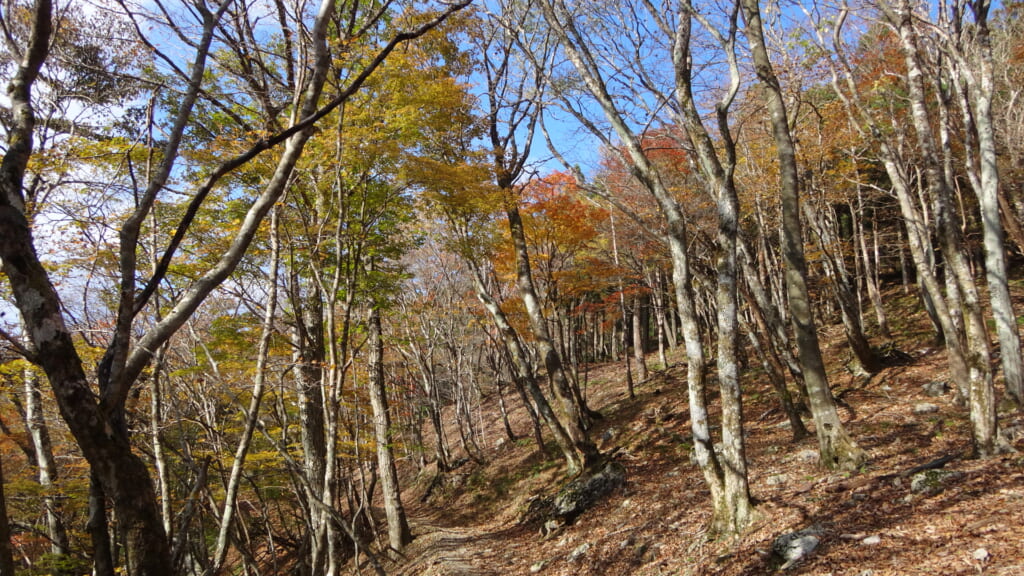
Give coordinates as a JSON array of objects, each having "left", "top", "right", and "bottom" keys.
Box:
[
  {"left": 743, "top": 0, "right": 866, "bottom": 470},
  {"left": 367, "top": 307, "right": 414, "bottom": 555},
  {"left": 954, "top": 0, "right": 1024, "bottom": 406},
  {"left": 883, "top": 0, "right": 998, "bottom": 454}
]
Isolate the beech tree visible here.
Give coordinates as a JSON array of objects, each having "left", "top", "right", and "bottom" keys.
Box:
[
  {"left": 477, "top": 0, "right": 600, "bottom": 474},
  {"left": 534, "top": 0, "right": 758, "bottom": 533},
  {"left": 741, "top": 0, "right": 867, "bottom": 470},
  {"left": 803, "top": 0, "right": 1003, "bottom": 455},
  {"left": 933, "top": 0, "right": 1023, "bottom": 408}
]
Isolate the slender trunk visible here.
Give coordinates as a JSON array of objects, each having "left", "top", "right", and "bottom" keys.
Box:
[
  {"left": 609, "top": 212, "right": 635, "bottom": 398},
  {"left": 208, "top": 209, "right": 280, "bottom": 575},
  {"left": 24, "top": 368, "right": 69, "bottom": 555},
  {"left": 743, "top": 0, "right": 866, "bottom": 470},
  {"left": 632, "top": 295, "right": 648, "bottom": 382},
  {"left": 149, "top": 350, "right": 173, "bottom": 538},
  {"left": 467, "top": 260, "right": 582, "bottom": 473},
  {"left": 366, "top": 307, "right": 413, "bottom": 555},
  {"left": 291, "top": 299, "right": 328, "bottom": 576},
  {"left": 739, "top": 239, "right": 803, "bottom": 383},
  {"left": 504, "top": 200, "right": 599, "bottom": 468},
  {"left": 88, "top": 473, "right": 115, "bottom": 576},
  {"left": 651, "top": 275, "right": 669, "bottom": 368},
  {"left": 490, "top": 343, "right": 545, "bottom": 449},
  {"left": 170, "top": 459, "right": 208, "bottom": 574},
  {"left": 510, "top": 364, "right": 546, "bottom": 450}
]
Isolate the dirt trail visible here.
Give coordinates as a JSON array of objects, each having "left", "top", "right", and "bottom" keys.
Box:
[{"left": 388, "top": 502, "right": 523, "bottom": 576}]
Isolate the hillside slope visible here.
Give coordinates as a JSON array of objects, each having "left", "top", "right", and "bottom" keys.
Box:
[{"left": 385, "top": 290, "right": 1024, "bottom": 576}]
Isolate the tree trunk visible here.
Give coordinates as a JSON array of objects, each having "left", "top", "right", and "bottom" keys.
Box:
[
  {"left": 467, "top": 259, "right": 583, "bottom": 473},
  {"left": 24, "top": 369, "right": 69, "bottom": 556},
  {"left": 208, "top": 208, "right": 280, "bottom": 576},
  {"left": 649, "top": 269, "right": 670, "bottom": 368},
  {"left": 87, "top": 474, "right": 115, "bottom": 576},
  {"left": 290, "top": 296, "right": 329, "bottom": 576},
  {"left": 149, "top": 348, "right": 173, "bottom": 538},
  {"left": 366, "top": 307, "right": 413, "bottom": 556},
  {"left": 954, "top": 2, "right": 1024, "bottom": 407},
  {"left": 632, "top": 295, "right": 649, "bottom": 382},
  {"left": 0, "top": 1, "right": 171, "bottom": 572},
  {"left": 608, "top": 211, "right": 635, "bottom": 398},
  {"left": 665, "top": 0, "right": 755, "bottom": 533},
  {"left": 504, "top": 200, "right": 600, "bottom": 469},
  {"left": 742, "top": 0, "right": 866, "bottom": 470}
]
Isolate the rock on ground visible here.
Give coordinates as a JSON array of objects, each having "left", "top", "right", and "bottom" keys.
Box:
[
  {"left": 772, "top": 525, "right": 824, "bottom": 570},
  {"left": 552, "top": 460, "right": 627, "bottom": 522}
]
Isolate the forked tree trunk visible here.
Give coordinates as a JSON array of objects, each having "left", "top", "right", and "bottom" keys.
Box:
[
  {"left": 366, "top": 307, "right": 413, "bottom": 556},
  {"left": 504, "top": 200, "right": 600, "bottom": 469},
  {"left": 466, "top": 259, "right": 582, "bottom": 472}
]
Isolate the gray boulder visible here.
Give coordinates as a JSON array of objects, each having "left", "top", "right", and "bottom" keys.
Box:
[
  {"left": 910, "top": 469, "right": 964, "bottom": 495},
  {"left": 923, "top": 381, "right": 949, "bottom": 397},
  {"left": 553, "top": 460, "right": 627, "bottom": 522},
  {"left": 772, "top": 526, "right": 823, "bottom": 570}
]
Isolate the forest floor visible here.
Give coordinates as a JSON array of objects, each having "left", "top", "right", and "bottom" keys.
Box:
[{"left": 381, "top": 288, "right": 1024, "bottom": 575}]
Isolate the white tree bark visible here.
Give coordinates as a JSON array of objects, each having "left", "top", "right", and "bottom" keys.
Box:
[{"left": 366, "top": 306, "right": 413, "bottom": 556}]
